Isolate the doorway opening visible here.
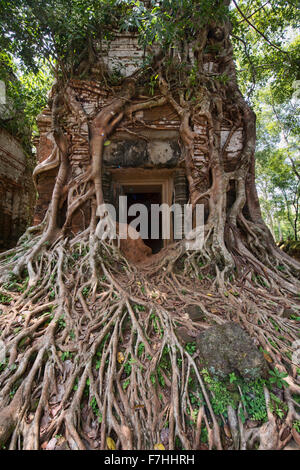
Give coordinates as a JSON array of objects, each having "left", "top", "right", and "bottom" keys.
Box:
[
  {"left": 123, "top": 185, "right": 163, "bottom": 254},
  {"left": 110, "top": 168, "right": 175, "bottom": 256}
]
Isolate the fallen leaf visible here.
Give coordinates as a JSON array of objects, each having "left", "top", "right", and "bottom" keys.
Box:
[
  {"left": 263, "top": 352, "right": 273, "bottom": 363},
  {"left": 154, "top": 443, "right": 165, "bottom": 450},
  {"left": 223, "top": 424, "right": 232, "bottom": 439},
  {"left": 106, "top": 437, "right": 116, "bottom": 450},
  {"left": 133, "top": 404, "right": 144, "bottom": 410},
  {"left": 117, "top": 352, "right": 125, "bottom": 364}
]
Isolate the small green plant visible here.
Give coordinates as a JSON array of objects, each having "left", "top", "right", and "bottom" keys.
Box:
[
  {"left": 150, "top": 373, "right": 156, "bottom": 385},
  {"left": 239, "top": 379, "right": 268, "bottom": 422},
  {"left": 133, "top": 304, "right": 145, "bottom": 313},
  {"left": 0, "top": 293, "right": 12, "bottom": 304},
  {"left": 61, "top": 351, "right": 72, "bottom": 361},
  {"left": 229, "top": 372, "right": 238, "bottom": 384},
  {"left": 215, "top": 73, "right": 229, "bottom": 85},
  {"left": 150, "top": 313, "right": 163, "bottom": 337},
  {"left": 69, "top": 330, "right": 75, "bottom": 340},
  {"left": 290, "top": 315, "right": 300, "bottom": 321},
  {"left": 148, "top": 74, "right": 158, "bottom": 95},
  {"left": 276, "top": 265, "right": 285, "bottom": 272},
  {"left": 9, "top": 385, "right": 18, "bottom": 399},
  {"left": 200, "top": 369, "right": 268, "bottom": 422},
  {"left": 82, "top": 286, "right": 90, "bottom": 297},
  {"left": 90, "top": 396, "right": 102, "bottom": 422},
  {"left": 200, "top": 426, "right": 208, "bottom": 443},
  {"left": 189, "top": 391, "right": 204, "bottom": 408},
  {"left": 200, "top": 369, "right": 234, "bottom": 416},
  {"left": 0, "top": 358, "right": 8, "bottom": 372},
  {"left": 48, "top": 289, "right": 55, "bottom": 300},
  {"left": 122, "top": 378, "right": 130, "bottom": 390},
  {"left": 73, "top": 377, "right": 79, "bottom": 391},
  {"left": 157, "top": 368, "right": 165, "bottom": 387},
  {"left": 137, "top": 342, "right": 145, "bottom": 358},
  {"left": 269, "top": 368, "right": 289, "bottom": 389},
  {"left": 57, "top": 315, "right": 66, "bottom": 329},
  {"left": 293, "top": 420, "right": 300, "bottom": 433},
  {"left": 185, "top": 342, "right": 196, "bottom": 356},
  {"left": 123, "top": 355, "right": 137, "bottom": 375},
  {"left": 239, "top": 407, "right": 246, "bottom": 424}
]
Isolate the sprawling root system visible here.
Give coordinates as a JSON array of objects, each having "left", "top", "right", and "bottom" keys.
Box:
[{"left": 0, "top": 228, "right": 299, "bottom": 450}]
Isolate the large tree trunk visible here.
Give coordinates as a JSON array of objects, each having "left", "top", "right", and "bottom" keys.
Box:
[{"left": 0, "top": 5, "right": 299, "bottom": 451}]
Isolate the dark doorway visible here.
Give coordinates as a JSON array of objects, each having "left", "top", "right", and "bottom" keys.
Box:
[{"left": 124, "top": 187, "right": 163, "bottom": 254}]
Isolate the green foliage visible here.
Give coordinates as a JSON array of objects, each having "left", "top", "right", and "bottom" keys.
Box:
[
  {"left": 231, "top": 2, "right": 299, "bottom": 241},
  {"left": 150, "top": 312, "right": 163, "bottom": 337},
  {"left": 137, "top": 342, "right": 145, "bottom": 358},
  {"left": 0, "top": 51, "right": 52, "bottom": 150},
  {"left": 255, "top": 95, "right": 299, "bottom": 241},
  {"left": 200, "top": 426, "right": 208, "bottom": 443},
  {"left": 231, "top": 0, "right": 300, "bottom": 241},
  {"left": 57, "top": 315, "right": 66, "bottom": 329},
  {"left": 0, "top": 0, "right": 125, "bottom": 73},
  {"left": 200, "top": 368, "right": 269, "bottom": 422},
  {"left": 122, "top": 378, "right": 130, "bottom": 390},
  {"left": 229, "top": 372, "right": 238, "bottom": 383},
  {"left": 293, "top": 420, "right": 300, "bottom": 433},
  {"left": 156, "top": 345, "right": 171, "bottom": 387},
  {"left": 268, "top": 368, "right": 289, "bottom": 389},
  {"left": 90, "top": 396, "right": 102, "bottom": 422},
  {"left": 232, "top": 0, "right": 300, "bottom": 101},
  {"left": 133, "top": 304, "right": 145, "bottom": 313},
  {"left": 0, "top": 293, "right": 12, "bottom": 304},
  {"left": 125, "top": 0, "right": 229, "bottom": 49},
  {"left": 61, "top": 350, "right": 72, "bottom": 361},
  {"left": 123, "top": 354, "right": 137, "bottom": 376},
  {"left": 239, "top": 379, "right": 268, "bottom": 422},
  {"left": 269, "top": 392, "right": 288, "bottom": 419},
  {"left": 82, "top": 286, "right": 90, "bottom": 297},
  {"left": 185, "top": 342, "right": 196, "bottom": 356},
  {"left": 201, "top": 368, "right": 236, "bottom": 416}
]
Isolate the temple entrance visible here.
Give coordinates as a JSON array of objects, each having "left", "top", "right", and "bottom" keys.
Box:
[
  {"left": 124, "top": 185, "right": 163, "bottom": 254},
  {"left": 110, "top": 168, "right": 176, "bottom": 253}
]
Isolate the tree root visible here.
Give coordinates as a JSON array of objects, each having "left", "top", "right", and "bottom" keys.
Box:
[{"left": 0, "top": 230, "right": 299, "bottom": 450}]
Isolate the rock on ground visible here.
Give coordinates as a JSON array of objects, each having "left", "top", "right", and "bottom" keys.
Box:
[{"left": 196, "top": 321, "right": 268, "bottom": 381}]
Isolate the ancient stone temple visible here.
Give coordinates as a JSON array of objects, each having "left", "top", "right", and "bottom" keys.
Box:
[
  {"left": 0, "top": 127, "right": 35, "bottom": 249},
  {"left": 33, "top": 32, "right": 244, "bottom": 258}
]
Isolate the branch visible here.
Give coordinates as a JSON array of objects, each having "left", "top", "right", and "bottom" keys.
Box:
[
  {"left": 231, "top": 34, "right": 256, "bottom": 98},
  {"left": 233, "top": 0, "right": 290, "bottom": 56},
  {"left": 237, "top": 1, "right": 270, "bottom": 24}
]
